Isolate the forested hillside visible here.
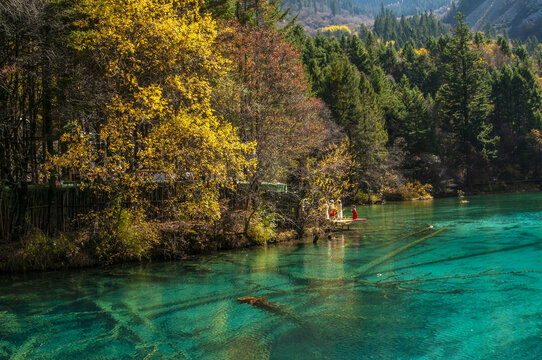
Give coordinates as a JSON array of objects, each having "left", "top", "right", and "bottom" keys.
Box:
[
  {"left": 281, "top": 0, "right": 370, "bottom": 33},
  {"left": 445, "top": 0, "right": 542, "bottom": 40},
  {"left": 282, "top": 0, "right": 542, "bottom": 40},
  {"left": 372, "top": 9, "right": 449, "bottom": 48},
  {"left": 282, "top": 0, "right": 452, "bottom": 33},
  {"left": 288, "top": 12, "right": 542, "bottom": 197}
]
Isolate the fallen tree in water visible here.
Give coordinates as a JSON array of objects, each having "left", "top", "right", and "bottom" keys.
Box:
[
  {"left": 237, "top": 296, "right": 302, "bottom": 324},
  {"left": 237, "top": 296, "right": 280, "bottom": 312}
]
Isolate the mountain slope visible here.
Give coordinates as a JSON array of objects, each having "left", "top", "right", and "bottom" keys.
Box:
[
  {"left": 450, "top": 0, "right": 542, "bottom": 40},
  {"left": 352, "top": 0, "right": 452, "bottom": 16}
]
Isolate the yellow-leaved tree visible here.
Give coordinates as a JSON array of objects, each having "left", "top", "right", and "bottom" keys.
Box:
[
  {"left": 307, "top": 140, "right": 354, "bottom": 208},
  {"left": 51, "top": 0, "right": 254, "bottom": 261}
]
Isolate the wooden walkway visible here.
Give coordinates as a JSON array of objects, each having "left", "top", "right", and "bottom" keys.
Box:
[{"left": 331, "top": 218, "right": 366, "bottom": 231}]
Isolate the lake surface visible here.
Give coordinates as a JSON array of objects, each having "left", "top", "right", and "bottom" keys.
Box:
[{"left": 2, "top": 192, "right": 542, "bottom": 359}]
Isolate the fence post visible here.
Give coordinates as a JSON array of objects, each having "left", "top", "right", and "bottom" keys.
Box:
[{"left": 48, "top": 180, "right": 57, "bottom": 234}]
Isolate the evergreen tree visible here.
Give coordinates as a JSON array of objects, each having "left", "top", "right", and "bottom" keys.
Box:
[
  {"left": 371, "top": 67, "right": 402, "bottom": 127},
  {"left": 497, "top": 35, "right": 512, "bottom": 56},
  {"left": 347, "top": 35, "right": 371, "bottom": 74},
  {"left": 474, "top": 31, "right": 488, "bottom": 46},
  {"left": 525, "top": 35, "right": 539, "bottom": 55},
  {"left": 491, "top": 62, "right": 542, "bottom": 177},
  {"left": 206, "top": 0, "right": 291, "bottom": 28},
  {"left": 358, "top": 24, "right": 371, "bottom": 43},
  {"left": 378, "top": 45, "right": 398, "bottom": 74},
  {"left": 514, "top": 46, "right": 529, "bottom": 61},
  {"left": 395, "top": 76, "right": 436, "bottom": 154},
  {"left": 319, "top": 56, "right": 387, "bottom": 191},
  {"left": 286, "top": 23, "right": 308, "bottom": 50},
  {"left": 202, "top": 0, "right": 237, "bottom": 19},
  {"left": 364, "top": 30, "right": 378, "bottom": 67},
  {"left": 353, "top": 74, "right": 389, "bottom": 190},
  {"left": 320, "top": 55, "right": 363, "bottom": 127},
  {"left": 436, "top": 14, "right": 497, "bottom": 187},
  {"left": 396, "top": 39, "right": 440, "bottom": 96},
  {"left": 425, "top": 36, "right": 439, "bottom": 56}
]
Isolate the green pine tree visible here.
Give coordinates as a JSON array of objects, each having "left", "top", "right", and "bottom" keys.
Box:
[
  {"left": 320, "top": 55, "right": 363, "bottom": 127},
  {"left": 347, "top": 35, "right": 371, "bottom": 74},
  {"left": 396, "top": 76, "right": 436, "bottom": 154},
  {"left": 436, "top": 14, "right": 497, "bottom": 187},
  {"left": 320, "top": 56, "right": 388, "bottom": 191}
]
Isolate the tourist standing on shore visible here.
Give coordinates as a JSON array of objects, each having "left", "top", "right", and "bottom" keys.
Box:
[{"left": 352, "top": 205, "right": 357, "bottom": 220}]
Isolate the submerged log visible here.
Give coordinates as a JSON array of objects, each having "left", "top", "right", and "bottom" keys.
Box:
[
  {"left": 237, "top": 296, "right": 302, "bottom": 325},
  {"left": 237, "top": 296, "right": 280, "bottom": 313}
]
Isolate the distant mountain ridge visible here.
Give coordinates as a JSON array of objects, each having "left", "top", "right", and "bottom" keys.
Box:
[{"left": 450, "top": 0, "right": 542, "bottom": 40}]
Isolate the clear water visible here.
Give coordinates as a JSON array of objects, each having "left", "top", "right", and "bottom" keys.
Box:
[{"left": 2, "top": 192, "right": 542, "bottom": 359}]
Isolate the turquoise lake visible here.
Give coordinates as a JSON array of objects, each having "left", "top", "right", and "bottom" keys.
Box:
[{"left": 1, "top": 192, "right": 542, "bottom": 359}]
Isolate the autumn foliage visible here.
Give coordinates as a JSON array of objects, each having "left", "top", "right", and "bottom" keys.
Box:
[
  {"left": 220, "top": 23, "right": 331, "bottom": 183},
  {"left": 52, "top": 0, "right": 255, "bottom": 223}
]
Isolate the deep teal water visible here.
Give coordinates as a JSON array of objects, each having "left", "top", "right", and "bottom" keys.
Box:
[{"left": 1, "top": 192, "right": 542, "bottom": 359}]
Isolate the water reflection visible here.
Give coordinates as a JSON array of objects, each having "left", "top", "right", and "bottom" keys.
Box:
[{"left": 1, "top": 192, "right": 542, "bottom": 359}]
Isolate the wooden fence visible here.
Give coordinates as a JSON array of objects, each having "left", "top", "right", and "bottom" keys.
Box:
[
  {"left": 1, "top": 185, "right": 96, "bottom": 240},
  {"left": 0, "top": 182, "right": 302, "bottom": 241}
]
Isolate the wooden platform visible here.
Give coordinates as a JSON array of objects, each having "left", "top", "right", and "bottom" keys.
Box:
[{"left": 331, "top": 218, "right": 366, "bottom": 230}]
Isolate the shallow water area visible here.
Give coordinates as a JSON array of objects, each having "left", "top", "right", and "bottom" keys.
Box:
[{"left": 2, "top": 192, "right": 542, "bottom": 359}]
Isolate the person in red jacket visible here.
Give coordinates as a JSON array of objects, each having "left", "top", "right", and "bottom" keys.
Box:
[
  {"left": 329, "top": 200, "right": 336, "bottom": 219},
  {"left": 352, "top": 205, "right": 358, "bottom": 220}
]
